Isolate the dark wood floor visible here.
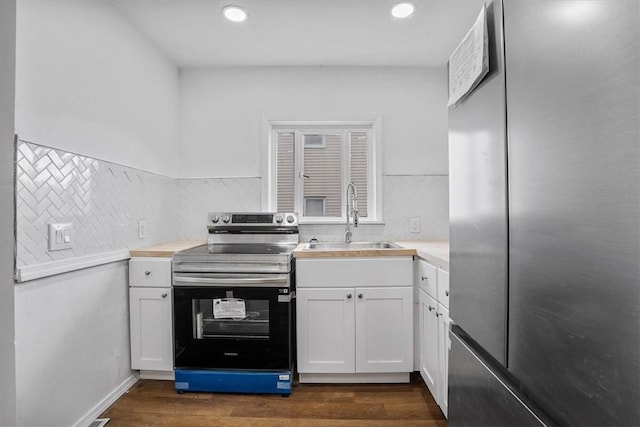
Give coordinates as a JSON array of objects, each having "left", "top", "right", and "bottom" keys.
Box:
[{"left": 100, "top": 373, "right": 446, "bottom": 426}]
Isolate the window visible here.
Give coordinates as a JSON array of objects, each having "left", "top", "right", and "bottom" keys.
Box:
[
  {"left": 304, "top": 134, "right": 326, "bottom": 149},
  {"left": 304, "top": 197, "right": 326, "bottom": 216},
  {"left": 265, "top": 119, "right": 381, "bottom": 223}
]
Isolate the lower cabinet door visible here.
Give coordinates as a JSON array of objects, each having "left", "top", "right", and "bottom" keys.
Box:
[
  {"left": 437, "top": 304, "right": 451, "bottom": 417},
  {"left": 420, "top": 289, "right": 439, "bottom": 398},
  {"left": 355, "top": 286, "right": 413, "bottom": 373},
  {"left": 129, "top": 287, "right": 173, "bottom": 371},
  {"left": 296, "top": 288, "right": 356, "bottom": 373}
]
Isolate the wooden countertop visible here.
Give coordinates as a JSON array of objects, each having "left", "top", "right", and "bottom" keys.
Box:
[
  {"left": 130, "top": 239, "right": 450, "bottom": 271},
  {"left": 129, "top": 240, "right": 205, "bottom": 258},
  {"left": 293, "top": 243, "right": 416, "bottom": 258},
  {"left": 293, "top": 240, "right": 449, "bottom": 271},
  {"left": 395, "top": 241, "right": 449, "bottom": 271}
]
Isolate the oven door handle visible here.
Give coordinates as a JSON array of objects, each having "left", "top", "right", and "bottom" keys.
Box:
[{"left": 173, "top": 275, "right": 290, "bottom": 287}]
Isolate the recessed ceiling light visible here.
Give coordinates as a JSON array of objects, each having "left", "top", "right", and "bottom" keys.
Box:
[
  {"left": 222, "top": 5, "right": 248, "bottom": 23},
  {"left": 391, "top": 2, "right": 416, "bottom": 19}
]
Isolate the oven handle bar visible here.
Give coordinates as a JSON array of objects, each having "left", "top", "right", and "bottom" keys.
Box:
[{"left": 173, "top": 275, "right": 290, "bottom": 288}]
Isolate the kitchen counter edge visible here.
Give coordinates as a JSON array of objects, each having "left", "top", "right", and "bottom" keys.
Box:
[
  {"left": 395, "top": 240, "right": 449, "bottom": 272},
  {"left": 293, "top": 240, "right": 449, "bottom": 272},
  {"left": 129, "top": 240, "right": 205, "bottom": 258}
]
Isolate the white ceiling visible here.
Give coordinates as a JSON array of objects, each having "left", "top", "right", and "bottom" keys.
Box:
[{"left": 107, "top": 0, "right": 486, "bottom": 68}]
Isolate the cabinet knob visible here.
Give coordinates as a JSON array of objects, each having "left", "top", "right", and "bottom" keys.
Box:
[
  {"left": 436, "top": 312, "right": 442, "bottom": 317},
  {"left": 421, "top": 276, "right": 428, "bottom": 281},
  {"left": 358, "top": 293, "right": 363, "bottom": 299},
  {"left": 346, "top": 293, "right": 352, "bottom": 299},
  {"left": 161, "top": 293, "right": 168, "bottom": 299},
  {"left": 144, "top": 271, "right": 151, "bottom": 276},
  {"left": 428, "top": 305, "right": 434, "bottom": 311},
  {"left": 445, "top": 290, "right": 449, "bottom": 297}
]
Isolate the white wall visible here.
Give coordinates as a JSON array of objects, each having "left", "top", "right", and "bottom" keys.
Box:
[
  {"left": 15, "top": 0, "right": 180, "bottom": 176},
  {"left": 178, "top": 66, "right": 449, "bottom": 178},
  {"left": 177, "top": 66, "right": 450, "bottom": 240},
  {"left": 13, "top": 1, "right": 180, "bottom": 425},
  {"left": 0, "top": 1, "right": 16, "bottom": 425},
  {"left": 14, "top": 262, "right": 133, "bottom": 427}
]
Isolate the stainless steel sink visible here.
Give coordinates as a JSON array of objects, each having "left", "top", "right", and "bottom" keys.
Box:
[{"left": 304, "top": 241, "right": 402, "bottom": 250}]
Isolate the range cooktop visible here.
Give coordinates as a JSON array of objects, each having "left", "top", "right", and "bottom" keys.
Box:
[{"left": 178, "top": 243, "right": 297, "bottom": 256}]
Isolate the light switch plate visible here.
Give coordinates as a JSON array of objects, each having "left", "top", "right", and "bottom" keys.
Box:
[
  {"left": 48, "top": 223, "right": 73, "bottom": 251},
  {"left": 138, "top": 220, "right": 147, "bottom": 239},
  {"left": 410, "top": 217, "right": 421, "bottom": 233}
]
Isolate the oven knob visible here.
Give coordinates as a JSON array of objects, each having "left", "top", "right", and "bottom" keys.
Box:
[
  {"left": 222, "top": 215, "right": 231, "bottom": 223},
  {"left": 286, "top": 215, "right": 295, "bottom": 224},
  {"left": 211, "top": 215, "right": 219, "bottom": 223},
  {"left": 275, "top": 215, "right": 283, "bottom": 224}
]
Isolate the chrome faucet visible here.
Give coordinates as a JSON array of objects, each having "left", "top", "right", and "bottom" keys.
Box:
[{"left": 345, "top": 182, "right": 359, "bottom": 243}]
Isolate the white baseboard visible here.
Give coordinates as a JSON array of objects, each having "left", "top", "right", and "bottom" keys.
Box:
[
  {"left": 72, "top": 374, "right": 138, "bottom": 427},
  {"left": 298, "top": 372, "right": 410, "bottom": 383},
  {"left": 140, "top": 369, "right": 175, "bottom": 380}
]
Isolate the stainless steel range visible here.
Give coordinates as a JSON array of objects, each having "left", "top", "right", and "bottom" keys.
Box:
[{"left": 172, "top": 212, "right": 298, "bottom": 395}]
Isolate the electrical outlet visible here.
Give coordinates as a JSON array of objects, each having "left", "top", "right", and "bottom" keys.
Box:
[
  {"left": 48, "top": 223, "right": 73, "bottom": 251},
  {"left": 138, "top": 220, "right": 147, "bottom": 239},
  {"left": 410, "top": 217, "right": 421, "bottom": 233}
]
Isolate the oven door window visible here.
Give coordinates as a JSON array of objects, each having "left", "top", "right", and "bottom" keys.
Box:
[
  {"left": 174, "top": 286, "right": 292, "bottom": 370},
  {"left": 194, "top": 298, "right": 270, "bottom": 340}
]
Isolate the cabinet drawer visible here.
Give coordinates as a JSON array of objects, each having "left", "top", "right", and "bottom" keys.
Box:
[
  {"left": 417, "top": 259, "right": 438, "bottom": 298},
  {"left": 296, "top": 257, "right": 413, "bottom": 288},
  {"left": 437, "top": 269, "right": 449, "bottom": 308},
  {"left": 130, "top": 258, "right": 172, "bottom": 287}
]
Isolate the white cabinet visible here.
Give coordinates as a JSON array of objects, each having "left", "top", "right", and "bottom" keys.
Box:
[
  {"left": 437, "top": 304, "right": 450, "bottom": 416},
  {"left": 296, "top": 257, "right": 413, "bottom": 383},
  {"left": 129, "top": 286, "right": 172, "bottom": 371},
  {"left": 419, "top": 289, "right": 439, "bottom": 396},
  {"left": 437, "top": 268, "right": 450, "bottom": 309},
  {"left": 129, "top": 258, "right": 172, "bottom": 287},
  {"left": 355, "top": 286, "right": 413, "bottom": 373},
  {"left": 129, "top": 257, "right": 174, "bottom": 379},
  {"left": 296, "top": 288, "right": 355, "bottom": 373},
  {"left": 417, "top": 259, "right": 438, "bottom": 297},
  {"left": 416, "top": 257, "right": 450, "bottom": 417}
]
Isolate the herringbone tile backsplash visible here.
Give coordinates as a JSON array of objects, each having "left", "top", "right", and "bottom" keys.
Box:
[
  {"left": 15, "top": 140, "right": 449, "bottom": 268},
  {"left": 15, "top": 141, "right": 265, "bottom": 267},
  {"left": 16, "top": 141, "right": 178, "bottom": 266},
  {"left": 177, "top": 178, "right": 261, "bottom": 240}
]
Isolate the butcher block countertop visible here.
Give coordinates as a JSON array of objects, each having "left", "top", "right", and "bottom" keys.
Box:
[
  {"left": 395, "top": 241, "right": 449, "bottom": 271},
  {"left": 129, "top": 240, "right": 205, "bottom": 258},
  {"left": 294, "top": 244, "right": 416, "bottom": 259},
  {"left": 293, "top": 240, "right": 449, "bottom": 271}
]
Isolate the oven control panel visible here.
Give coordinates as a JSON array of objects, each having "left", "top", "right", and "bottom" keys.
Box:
[{"left": 208, "top": 212, "right": 298, "bottom": 228}]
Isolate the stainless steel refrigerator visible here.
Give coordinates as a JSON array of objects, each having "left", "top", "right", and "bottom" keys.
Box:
[{"left": 448, "top": 1, "right": 639, "bottom": 426}]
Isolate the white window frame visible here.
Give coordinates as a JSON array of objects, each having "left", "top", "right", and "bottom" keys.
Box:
[{"left": 261, "top": 116, "right": 383, "bottom": 224}]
